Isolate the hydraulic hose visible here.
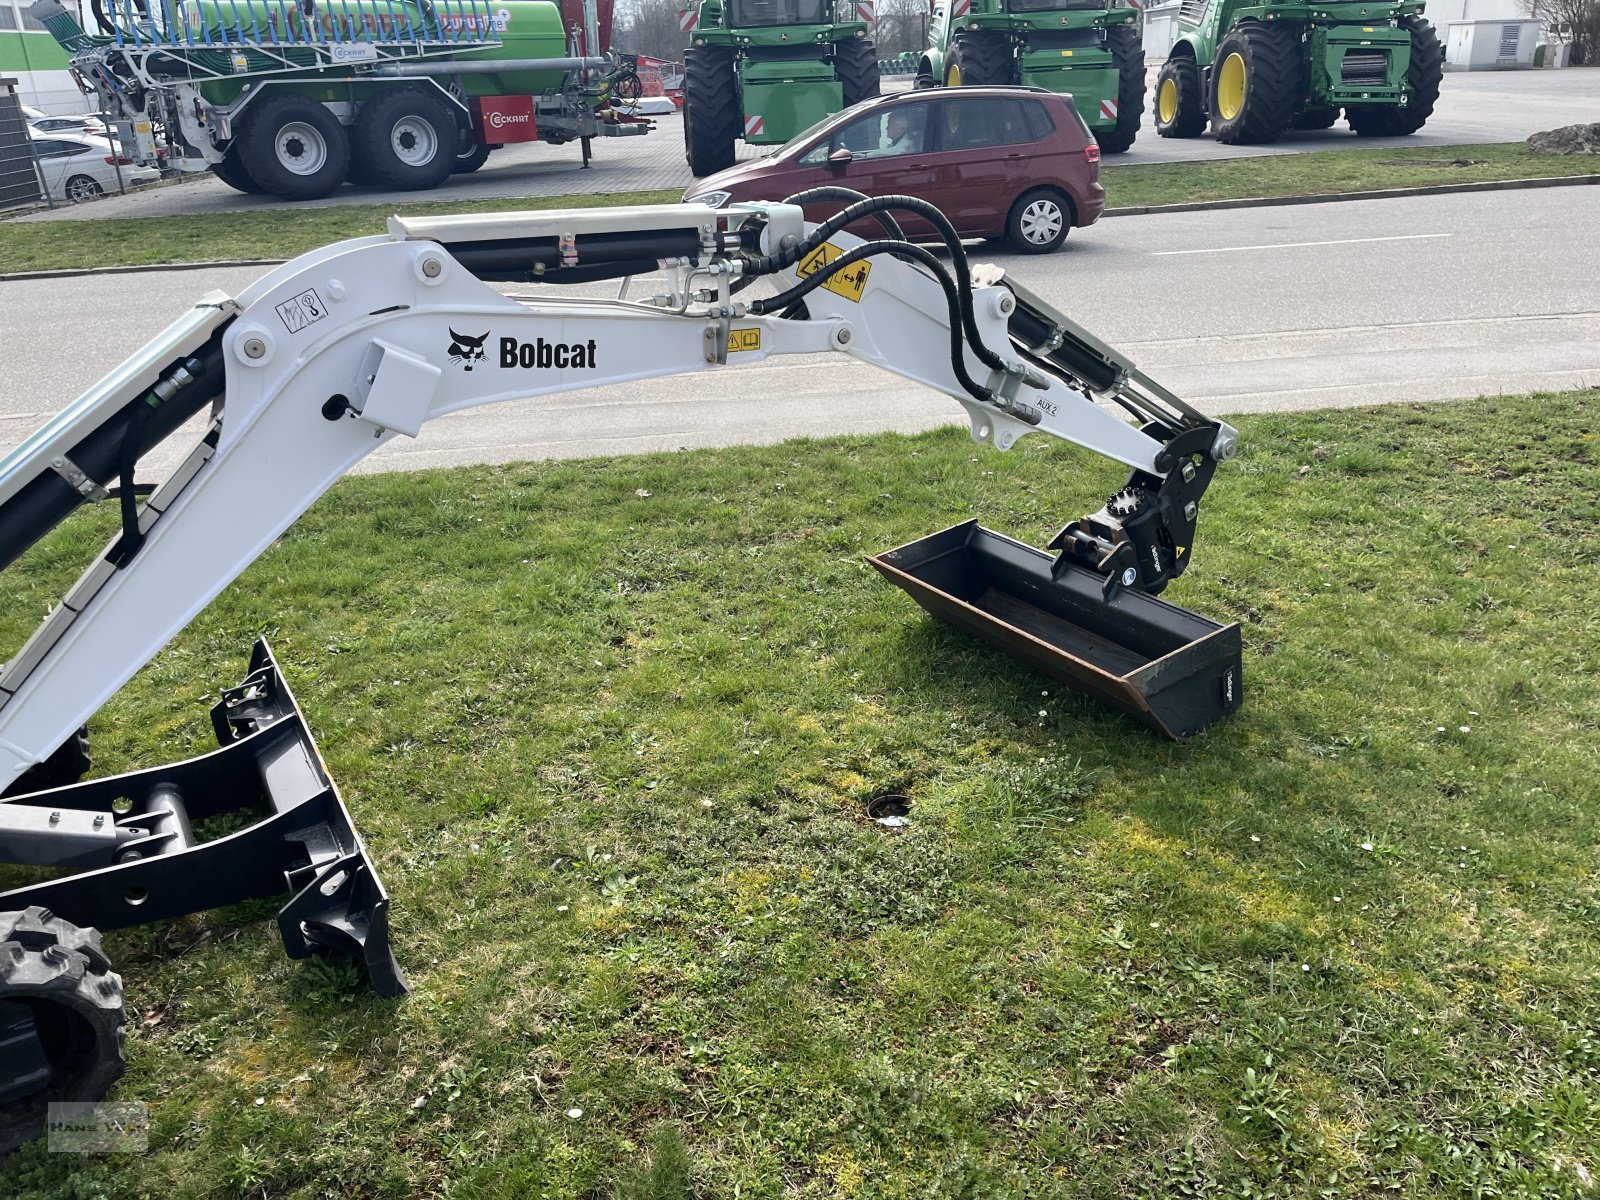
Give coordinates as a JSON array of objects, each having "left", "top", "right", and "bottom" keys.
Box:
[
  {"left": 741, "top": 194, "right": 1009, "bottom": 379},
  {"left": 780, "top": 186, "right": 907, "bottom": 241},
  {"left": 750, "top": 239, "right": 1001, "bottom": 410}
]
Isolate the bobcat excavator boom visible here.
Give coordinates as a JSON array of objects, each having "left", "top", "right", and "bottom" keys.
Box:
[{"left": 0, "top": 193, "right": 1238, "bottom": 1148}]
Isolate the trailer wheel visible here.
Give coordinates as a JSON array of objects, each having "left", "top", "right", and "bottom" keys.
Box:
[
  {"left": 1096, "top": 24, "right": 1146, "bottom": 154},
  {"left": 0, "top": 908, "right": 125, "bottom": 1155},
  {"left": 834, "top": 37, "right": 881, "bottom": 106},
  {"left": 683, "top": 46, "right": 739, "bottom": 177},
  {"left": 208, "top": 151, "right": 261, "bottom": 194},
  {"left": 1006, "top": 187, "right": 1072, "bottom": 254},
  {"left": 1208, "top": 20, "right": 1299, "bottom": 145},
  {"left": 1347, "top": 18, "right": 1443, "bottom": 137},
  {"left": 239, "top": 92, "right": 349, "bottom": 201},
  {"left": 452, "top": 134, "right": 492, "bottom": 174},
  {"left": 352, "top": 89, "right": 457, "bottom": 192},
  {"left": 944, "top": 31, "right": 1015, "bottom": 87},
  {"left": 1153, "top": 55, "right": 1207, "bottom": 138}
]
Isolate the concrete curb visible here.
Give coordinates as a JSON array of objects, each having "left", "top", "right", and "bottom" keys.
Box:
[
  {"left": 3, "top": 172, "right": 1596, "bottom": 281},
  {"left": 1102, "top": 171, "right": 1599, "bottom": 218}
]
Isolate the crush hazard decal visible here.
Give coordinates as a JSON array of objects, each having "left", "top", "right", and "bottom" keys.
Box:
[{"left": 797, "top": 242, "right": 871, "bottom": 303}]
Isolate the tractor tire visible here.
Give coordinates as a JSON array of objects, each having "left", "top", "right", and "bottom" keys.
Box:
[
  {"left": 1347, "top": 18, "right": 1443, "bottom": 137},
  {"left": 0, "top": 908, "right": 125, "bottom": 1155},
  {"left": 1153, "top": 55, "right": 1207, "bottom": 138},
  {"left": 209, "top": 151, "right": 261, "bottom": 194},
  {"left": 2, "top": 730, "right": 90, "bottom": 799},
  {"left": 351, "top": 88, "right": 457, "bottom": 192},
  {"left": 238, "top": 91, "right": 349, "bottom": 201},
  {"left": 1293, "top": 105, "right": 1340, "bottom": 130},
  {"left": 1096, "top": 24, "right": 1146, "bottom": 154},
  {"left": 683, "top": 46, "right": 739, "bottom": 177},
  {"left": 1208, "top": 20, "right": 1300, "bottom": 145},
  {"left": 914, "top": 69, "right": 937, "bottom": 91},
  {"left": 834, "top": 37, "right": 881, "bottom": 107},
  {"left": 1006, "top": 187, "right": 1073, "bottom": 254},
  {"left": 452, "top": 136, "right": 492, "bottom": 174},
  {"left": 944, "top": 31, "right": 1015, "bottom": 87}
]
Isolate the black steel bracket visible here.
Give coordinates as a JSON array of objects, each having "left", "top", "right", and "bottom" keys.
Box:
[{"left": 0, "top": 641, "right": 407, "bottom": 997}]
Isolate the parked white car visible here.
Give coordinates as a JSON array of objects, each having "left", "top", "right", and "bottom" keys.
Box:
[
  {"left": 29, "top": 133, "right": 161, "bottom": 203},
  {"left": 29, "top": 114, "right": 109, "bottom": 137}
]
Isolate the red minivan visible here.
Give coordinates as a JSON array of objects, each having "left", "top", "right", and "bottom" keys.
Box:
[{"left": 683, "top": 86, "right": 1105, "bottom": 254}]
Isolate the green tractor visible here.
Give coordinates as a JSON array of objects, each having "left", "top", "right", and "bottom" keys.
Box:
[
  {"left": 1154, "top": 0, "right": 1443, "bottom": 143},
  {"left": 919, "top": 0, "right": 1146, "bottom": 154},
  {"left": 682, "top": 0, "right": 880, "bottom": 176}
]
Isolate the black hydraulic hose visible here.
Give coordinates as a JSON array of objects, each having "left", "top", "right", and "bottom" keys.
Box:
[
  {"left": 741, "top": 193, "right": 1009, "bottom": 379},
  {"left": 780, "top": 186, "right": 906, "bottom": 241},
  {"left": 750, "top": 239, "right": 997, "bottom": 408},
  {"left": 733, "top": 187, "right": 908, "bottom": 298}
]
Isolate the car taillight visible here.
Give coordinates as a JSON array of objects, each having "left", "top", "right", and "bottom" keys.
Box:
[
  {"left": 104, "top": 155, "right": 133, "bottom": 165},
  {"left": 1084, "top": 143, "right": 1101, "bottom": 164}
]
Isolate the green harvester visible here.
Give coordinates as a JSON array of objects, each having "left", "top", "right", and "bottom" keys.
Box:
[
  {"left": 1154, "top": 0, "right": 1444, "bottom": 143},
  {"left": 682, "top": 0, "right": 880, "bottom": 176},
  {"left": 920, "top": 0, "right": 1146, "bottom": 154}
]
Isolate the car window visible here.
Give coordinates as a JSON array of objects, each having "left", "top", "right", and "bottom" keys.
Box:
[
  {"left": 932, "top": 98, "right": 1033, "bottom": 152},
  {"left": 800, "top": 107, "right": 929, "bottom": 163},
  {"left": 1022, "top": 99, "right": 1056, "bottom": 141},
  {"left": 31, "top": 140, "right": 76, "bottom": 159},
  {"left": 780, "top": 97, "right": 879, "bottom": 160}
]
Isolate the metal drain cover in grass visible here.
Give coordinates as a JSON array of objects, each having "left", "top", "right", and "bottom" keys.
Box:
[{"left": 867, "top": 794, "right": 912, "bottom": 828}]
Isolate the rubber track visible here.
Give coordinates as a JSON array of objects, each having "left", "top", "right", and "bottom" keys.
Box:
[
  {"left": 834, "top": 37, "right": 881, "bottom": 106},
  {"left": 1212, "top": 20, "right": 1300, "bottom": 145},
  {"left": 1097, "top": 24, "right": 1146, "bottom": 153},
  {"left": 684, "top": 46, "right": 740, "bottom": 177},
  {"left": 0, "top": 907, "right": 125, "bottom": 1154}
]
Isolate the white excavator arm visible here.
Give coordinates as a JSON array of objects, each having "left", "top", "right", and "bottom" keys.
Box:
[
  {"left": 0, "top": 197, "right": 1237, "bottom": 794},
  {"left": 0, "top": 194, "right": 1247, "bottom": 1146}
]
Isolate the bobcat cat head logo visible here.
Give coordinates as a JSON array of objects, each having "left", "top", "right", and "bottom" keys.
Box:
[{"left": 447, "top": 328, "right": 489, "bottom": 370}]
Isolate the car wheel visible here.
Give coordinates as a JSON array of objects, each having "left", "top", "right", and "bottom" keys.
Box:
[
  {"left": 1006, "top": 188, "right": 1072, "bottom": 254},
  {"left": 64, "top": 174, "right": 103, "bottom": 203},
  {"left": 238, "top": 92, "right": 350, "bottom": 200}
]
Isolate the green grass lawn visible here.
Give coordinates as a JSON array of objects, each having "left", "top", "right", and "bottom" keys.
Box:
[
  {"left": 0, "top": 142, "right": 1591, "bottom": 274},
  {"left": 2, "top": 389, "right": 1598, "bottom": 1198}
]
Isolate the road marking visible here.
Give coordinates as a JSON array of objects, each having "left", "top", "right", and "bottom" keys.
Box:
[{"left": 1152, "top": 233, "right": 1452, "bottom": 256}]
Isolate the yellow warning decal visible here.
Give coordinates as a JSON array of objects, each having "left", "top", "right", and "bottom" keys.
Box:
[
  {"left": 1363, "top": 25, "right": 1374, "bottom": 30},
  {"left": 727, "top": 327, "right": 761, "bottom": 353},
  {"left": 1176, "top": 545, "right": 1187, "bottom": 558},
  {"left": 797, "top": 242, "right": 872, "bottom": 303},
  {"left": 1060, "top": 49, "right": 1074, "bottom": 56}
]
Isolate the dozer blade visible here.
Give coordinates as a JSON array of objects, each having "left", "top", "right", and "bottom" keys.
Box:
[{"left": 868, "top": 522, "right": 1242, "bottom": 741}]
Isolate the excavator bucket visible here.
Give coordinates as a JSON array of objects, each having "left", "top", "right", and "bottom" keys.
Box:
[{"left": 869, "top": 522, "right": 1242, "bottom": 740}]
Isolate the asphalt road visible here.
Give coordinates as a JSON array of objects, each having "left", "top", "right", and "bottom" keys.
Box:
[
  {"left": 2, "top": 185, "right": 1596, "bottom": 476},
  {"left": 14, "top": 68, "right": 1599, "bottom": 223}
]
